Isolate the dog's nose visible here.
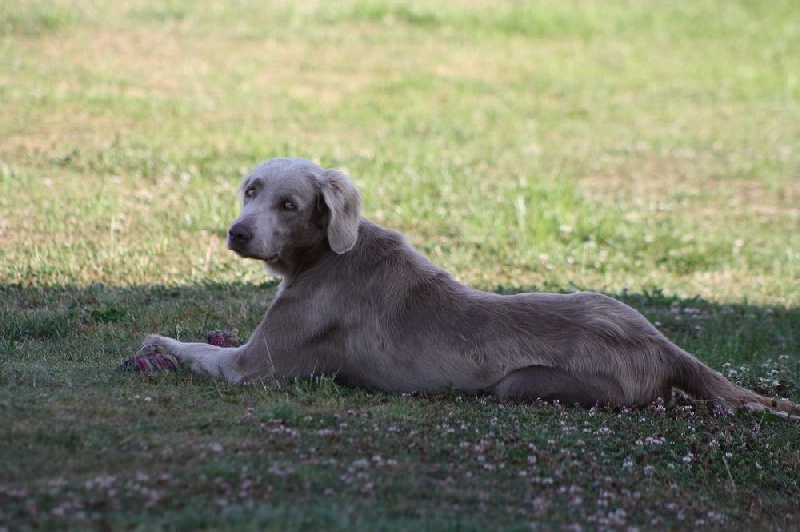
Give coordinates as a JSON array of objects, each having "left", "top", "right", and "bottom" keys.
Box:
[{"left": 228, "top": 222, "right": 253, "bottom": 245}]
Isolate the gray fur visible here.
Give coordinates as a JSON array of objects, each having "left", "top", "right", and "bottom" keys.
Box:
[{"left": 142, "top": 158, "right": 799, "bottom": 417}]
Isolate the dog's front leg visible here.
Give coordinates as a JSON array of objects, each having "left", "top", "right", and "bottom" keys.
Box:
[{"left": 142, "top": 334, "right": 246, "bottom": 382}]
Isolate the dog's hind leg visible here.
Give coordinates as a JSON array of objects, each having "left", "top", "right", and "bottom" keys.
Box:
[{"left": 492, "top": 365, "right": 626, "bottom": 408}]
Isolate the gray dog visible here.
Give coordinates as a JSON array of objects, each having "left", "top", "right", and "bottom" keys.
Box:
[{"left": 142, "top": 157, "right": 798, "bottom": 416}]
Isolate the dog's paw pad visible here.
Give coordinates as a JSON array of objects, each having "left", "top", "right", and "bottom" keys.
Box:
[{"left": 205, "top": 330, "right": 240, "bottom": 347}]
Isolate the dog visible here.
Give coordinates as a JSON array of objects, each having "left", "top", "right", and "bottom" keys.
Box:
[{"left": 142, "top": 157, "right": 799, "bottom": 417}]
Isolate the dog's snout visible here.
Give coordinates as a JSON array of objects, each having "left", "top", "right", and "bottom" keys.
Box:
[{"left": 228, "top": 222, "right": 253, "bottom": 245}]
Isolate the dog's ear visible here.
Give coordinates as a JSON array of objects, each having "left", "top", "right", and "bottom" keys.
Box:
[{"left": 318, "top": 168, "right": 362, "bottom": 254}]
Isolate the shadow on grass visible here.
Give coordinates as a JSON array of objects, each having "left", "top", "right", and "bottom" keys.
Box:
[
  {"left": 1, "top": 280, "right": 798, "bottom": 399},
  {"left": 1, "top": 282, "right": 799, "bottom": 530}
]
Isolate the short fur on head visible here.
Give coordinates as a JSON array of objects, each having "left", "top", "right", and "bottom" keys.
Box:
[
  {"left": 227, "top": 158, "right": 361, "bottom": 276},
  {"left": 142, "top": 157, "right": 800, "bottom": 419}
]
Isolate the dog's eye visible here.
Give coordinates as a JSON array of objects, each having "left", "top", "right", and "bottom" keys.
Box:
[
  {"left": 282, "top": 201, "right": 297, "bottom": 211},
  {"left": 244, "top": 187, "right": 256, "bottom": 199}
]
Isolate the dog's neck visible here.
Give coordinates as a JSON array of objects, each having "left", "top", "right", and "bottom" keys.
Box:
[{"left": 266, "top": 235, "right": 338, "bottom": 283}]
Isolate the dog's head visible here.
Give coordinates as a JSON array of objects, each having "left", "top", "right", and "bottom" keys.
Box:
[{"left": 227, "top": 158, "right": 362, "bottom": 275}]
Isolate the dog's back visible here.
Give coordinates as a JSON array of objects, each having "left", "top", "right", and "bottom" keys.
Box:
[
  {"left": 261, "top": 219, "right": 669, "bottom": 398},
  {"left": 264, "top": 217, "right": 798, "bottom": 416}
]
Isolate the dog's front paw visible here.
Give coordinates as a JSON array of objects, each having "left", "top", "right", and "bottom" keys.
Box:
[
  {"left": 117, "top": 335, "right": 181, "bottom": 373},
  {"left": 140, "top": 334, "right": 174, "bottom": 356}
]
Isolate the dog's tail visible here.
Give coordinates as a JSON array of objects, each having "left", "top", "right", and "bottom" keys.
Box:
[{"left": 672, "top": 348, "right": 800, "bottom": 418}]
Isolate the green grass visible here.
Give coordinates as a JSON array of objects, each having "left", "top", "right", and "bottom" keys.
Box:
[{"left": 1, "top": 0, "right": 799, "bottom": 528}]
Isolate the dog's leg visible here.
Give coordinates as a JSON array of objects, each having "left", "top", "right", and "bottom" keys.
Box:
[
  {"left": 492, "top": 365, "right": 626, "bottom": 408},
  {"left": 142, "top": 335, "right": 245, "bottom": 382}
]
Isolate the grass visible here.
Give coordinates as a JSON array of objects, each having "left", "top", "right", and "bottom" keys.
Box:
[{"left": 1, "top": 0, "right": 799, "bottom": 528}]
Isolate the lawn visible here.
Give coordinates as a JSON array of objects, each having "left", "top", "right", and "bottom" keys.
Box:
[{"left": 1, "top": 0, "right": 799, "bottom": 529}]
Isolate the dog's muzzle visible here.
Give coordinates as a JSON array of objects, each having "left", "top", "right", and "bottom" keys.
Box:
[{"left": 227, "top": 221, "right": 253, "bottom": 252}]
